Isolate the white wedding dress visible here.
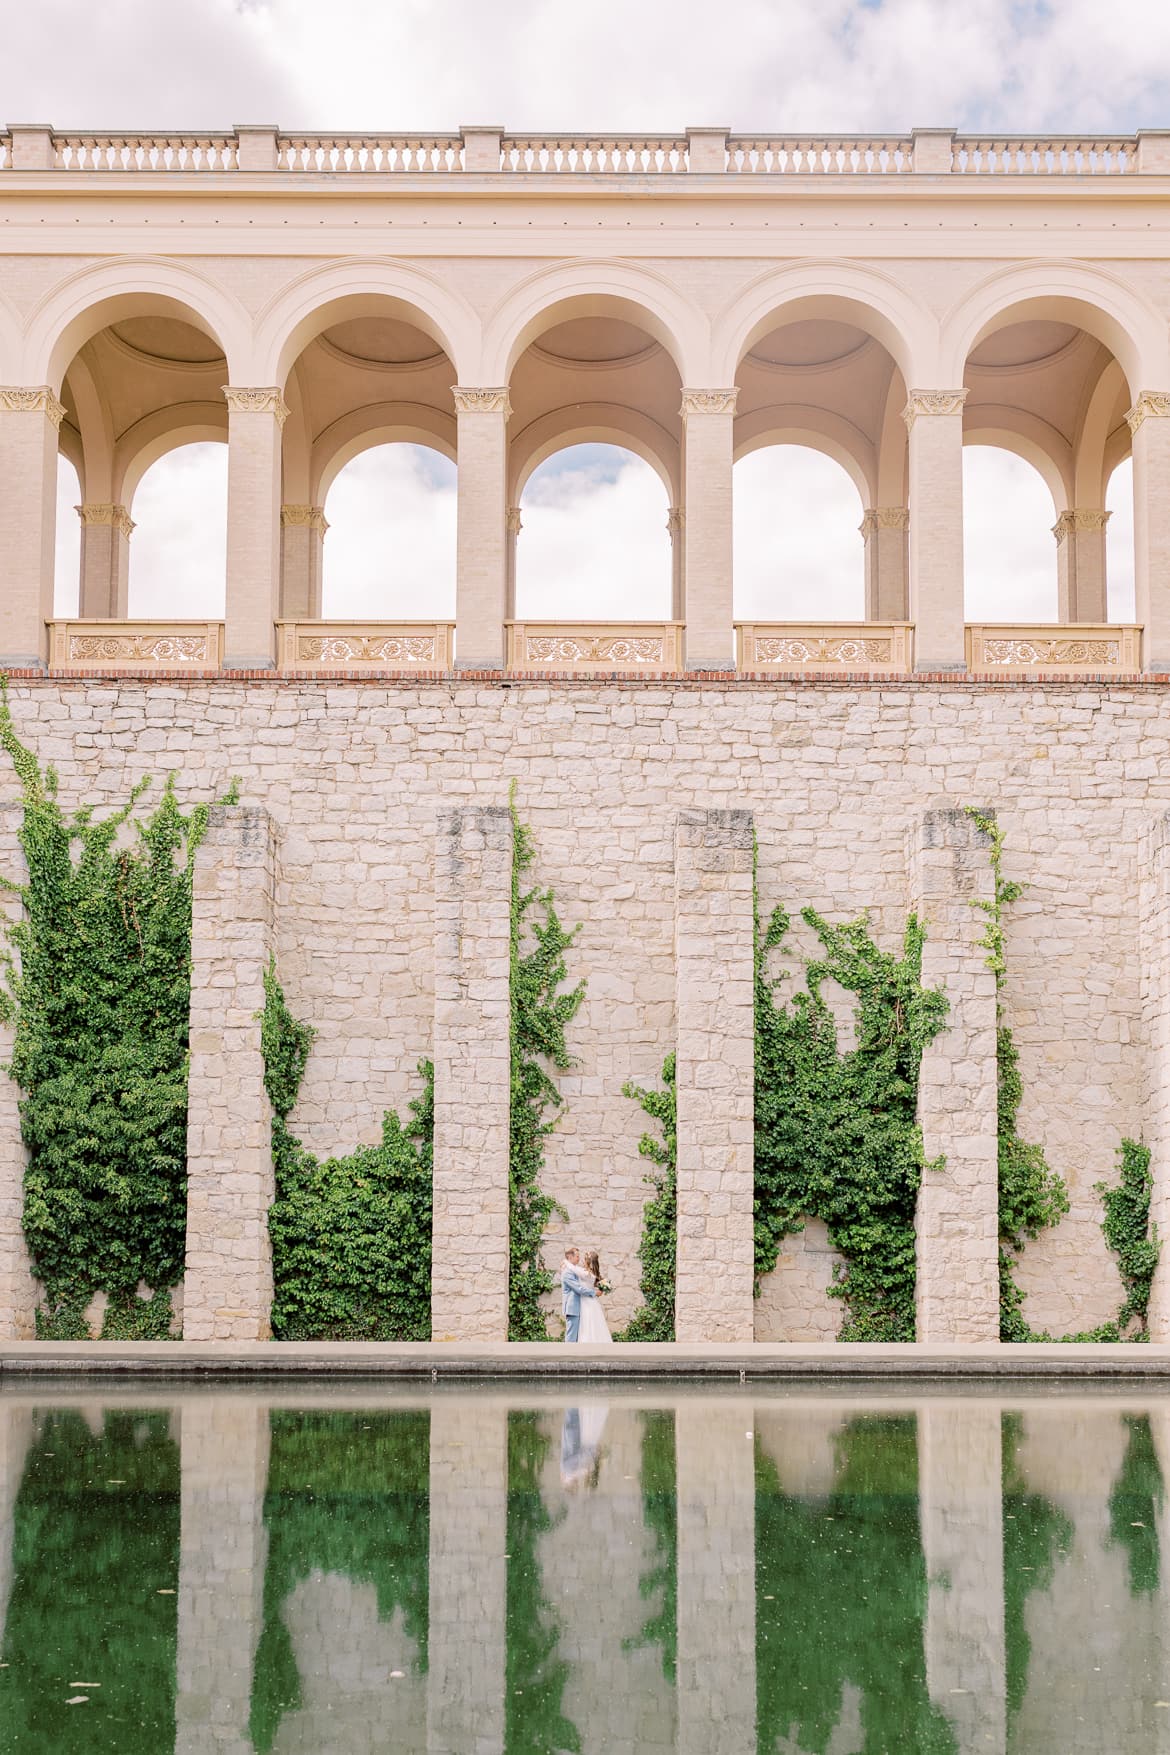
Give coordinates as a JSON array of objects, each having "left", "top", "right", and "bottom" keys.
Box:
[{"left": 577, "top": 1272, "right": 613, "bottom": 1343}]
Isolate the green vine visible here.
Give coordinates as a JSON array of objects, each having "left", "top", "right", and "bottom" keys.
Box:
[
  {"left": 508, "top": 786, "right": 584, "bottom": 1341},
  {"left": 260, "top": 961, "right": 434, "bottom": 1341},
  {"left": 616, "top": 1053, "right": 676, "bottom": 1342},
  {"left": 0, "top": 692, "right": 234, "bottom": 1337},
  {"left": 753, "top": 882, "right": 948, "bottom": 1341}
]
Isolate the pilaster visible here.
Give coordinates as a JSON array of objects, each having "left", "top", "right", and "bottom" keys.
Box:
[
  {"left": 184, "top": 805, "right": 278, "bottom": 1340},
  {"left": 1127, "top": 393, "right": 1170, "bottom": 669},
  {"left": 1053, "top": 507, "right": 1109, "bottom": 623},
  {"left": 0, "top": 388, "right": 64, "bottom": 668},
  {"left": 223, "top": 387, "right": 286, "bottom": 669},
  {"left": 676, "top": 1402, "right": 756, "bottom": 1753},
  {"left": 909, "top": 807, "right": 1000, "bottom": 1341},
  {"left": 861, "top": 505, "right": 910, "bottom": 621},
  {"left": 279, "top": 503, "right": 328, "bottom": 620},
  {"left": 432, "top": 806, "right": 512, "bottom": 1340},
  {"left": 680, "top": 389, "right": 737, "bottom": 670},
  {"left": 1142, "top": 813, "right": 1170, "bottom": 1339},
  {"left": 453, "top": 388, "right": 509, "bottom": 669},
  {"left": 77, "top": 501, "right": 134, "bottom": 619},
  {"left": 0, "top": 802, "right": 36, "bottom": 1339},
  {"left": 904, "top": 391, "right": 967, "bottom": 670},
  {"left": 674, "top": 808, "right": 755, "bottom": 1342},
  {"left": 505, "top": 503, "right": 522, "bottom": 619}
]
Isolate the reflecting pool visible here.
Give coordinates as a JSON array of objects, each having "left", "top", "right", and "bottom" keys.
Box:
[{"left": 0, "top": 1386, "right": 1168, "bottom": 1752}]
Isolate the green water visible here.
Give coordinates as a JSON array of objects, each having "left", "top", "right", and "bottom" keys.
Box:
[{"left": 0, "top": 1386, "right": 1166, "bottom": 1752}]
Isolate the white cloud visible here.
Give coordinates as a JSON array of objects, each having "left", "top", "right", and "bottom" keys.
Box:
[
  {"left": 54, "top": 457, "right": 81, "bottom": 616},
  {"left": 963, "top": 447, "right": 1057, "bottom": 622},
  {"left": 733, "top": 448, "right": 865, "bottom": 621},
  {"left": 323, "top": 444, "right": 457, "bottom": 617},
  {"left": 127, "top": 444, "right": 228, "bottom": 617},
  {"left": 517, "top": 447, "right": 671, "bottom": 620}
]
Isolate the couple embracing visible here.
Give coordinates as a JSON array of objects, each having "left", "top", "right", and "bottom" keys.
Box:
[{"left": 559, "top": 1247, "right": 613, "bottom": 1344}]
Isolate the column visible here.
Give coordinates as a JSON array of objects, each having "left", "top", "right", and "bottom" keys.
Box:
[
  {"left": 222, "top": 387, "right": 286, "bottom": 670},
  {"left": 426, "top": 1399, "right": 507, "bottom": 1753},
  {"left": 279, "top": 504, "right": 327, "bottom": 620},
  {"left": 676, "top": 1402, "right": 756, "bottom": 1753},
  {"left": 667, "top": 505, "right": 685, "bottom": 620},
  {"left": 453, "top": 388, "right": 509, "bottom": 669},
  {"left": 1142, "top": 813, "right": 1170, "bottom": 1339},
  {"left": 861, "top": 506, "right": 910, "bottom": 621},
  {"left": 674, "top": 809, "right": 755, "bottom": 1342},
  {"left": 432, "top": 806, "right": 512, "bottom": 1340},
  {"left": 505, "top": 504, "right": 522, "bottom": 618},
  {"left": 909, "top": 808, "right": 1000, "bottom": 1341},
  {"left": 184, "top": 805, "right": 278, "bottom": 1341},
  {"left": 1053, "top": 508, "right": 1110, "bottom": 623},
  {"left": 0, "top": 388, "right": 63, "bottom": 668},
  {"left": 1128, "top": 392, "right": 1170, "bottom": 669},
  {"left": 680, "top": 389, "right": 737, "bottom": 670},
  {"left": 175, "top": 1397, "right": 270, "bottom": 1754},
  {"left": 905, "top": 390, "right": 967, "bottom": 670},
  {"left": 919, "top": 1403, "right": 1006, "bottom": 1754},
  {"left": 0, "top": 803, "right": 36, "bottom": 1338},
  {"left": 77, "top": 502, "right": 134, "bottom": 618}
]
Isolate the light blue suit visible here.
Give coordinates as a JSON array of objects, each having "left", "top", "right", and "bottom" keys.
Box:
[{"left": 561, "top": 1262, "right": 596, "bottom": 1343}]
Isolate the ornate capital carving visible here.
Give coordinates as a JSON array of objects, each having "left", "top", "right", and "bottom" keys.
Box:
[
  {"left": 222, "top": 386, "right": 289, "bottom": 425},
  {"left": 76, "top": 502, "right": 135, "bottom": 538},
  {"left": 281, "top": 503, "right": 329, "bottom": 532},
  {"left": 506, "top": 506, "right": 523, "bottom": 536},
  {"left": 902, "top": 389, "right": 968, "bottom": 430},
  {"left": 1052, "top": 508, "right": 1111, "bottom": 541},
  {"left": 1125, "top": 392, "right": 1170, "bottom": 434},
  {"left": 680, "top": 388, "right": 739, "bottom": 417},
  {"left": 452, "top": 386, "right": 511, "bottom": 416},
  {"left": 0, "top": 386, "right": 66, "bottom": 428},
  {"left": 666, "top": 506, "right": 685, "bottom": 540},
  {"left": 860, "top": 506, "right": 910, "bottom": 537}
]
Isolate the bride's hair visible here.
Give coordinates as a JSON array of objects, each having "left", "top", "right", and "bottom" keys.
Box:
[{"left": 584, "top": 1250, "right": 601, "bottom": 1282}]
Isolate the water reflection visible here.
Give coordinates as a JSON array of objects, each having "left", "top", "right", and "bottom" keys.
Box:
[{"left": 0, "top": 1391, "right": 1169, "bottom": 1752}]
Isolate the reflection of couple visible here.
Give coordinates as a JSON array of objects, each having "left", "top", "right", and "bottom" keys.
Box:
[
  {"left": 559, "top": 1248, "right": 612, "bottom": 1344},
  {"left": 560, "top": 1403, "right": 609, "bottom": 1490}
]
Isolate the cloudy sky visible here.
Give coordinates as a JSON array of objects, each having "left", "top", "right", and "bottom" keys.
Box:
[{"left": 12, "top": 0, "right": 1164, "bottom": 624}]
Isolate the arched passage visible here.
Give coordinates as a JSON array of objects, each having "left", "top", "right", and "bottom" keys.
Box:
[
  {"left": 963, "top": 446, "right": 1057, "bottom": 622},
  {"left": 128, "top": 442, "right": 228, "bottom": 618},
  {"left": 54, "top": 454, "right": 82, "bottom": 618},
  {"left": 322, "top": 442, "right": 457, "bottom": 618},
  {"left": 515, "top": 443, "right": 671, "bottom": 620},
  {"left": 733, "top": 445, "right": 866, "bottom": 621}
]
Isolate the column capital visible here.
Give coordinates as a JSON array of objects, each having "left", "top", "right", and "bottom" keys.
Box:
[
  {"left": 861, "top": 505, "right": 910, "bottom": 536},
  {"left": 452, "top": 385, "right": 511, "bottom": 416},
  {"left": 680, "top": 387, "right": 738, "bottom": 418},
  {"left": 0, "top": 386, "right": 65, "bottom": 428},
  {"left": 222, "top": 385, "right": 289, "bottom": 425},
  {"left": 1126, "top": 391, "right": 1170, "bottom": 434},
  {"left": 281, "top": 502, "right": 328, "bottom": 532},
  {"left": 1052, "top": 507, "right": 1111, "bottom": 541},
  {"left": 505, "top": 505, "right": 523, "bottom": 536},
  {"left": 902, "top": 389, "right": 968, "bottom": 430},
  {"left": 77, "top": 501, "right": 134, "bottom": 538},
  {"left": 667, "top": 505, "right": 685, "bottom": 540}
]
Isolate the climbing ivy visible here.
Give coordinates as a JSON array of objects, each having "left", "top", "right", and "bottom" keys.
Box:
[
  {"left": 616, "top": 1053, "right": 676, "bottom": 1342},
  {"left": 508, "top": 787, "right": 585, "bottom": 1341},
  {"left": 753, "top": 888, "right": 948, "bottom": 1342},
  {"left": 0, "top": 694, "right": 231, "bottom": 1337},
  {"left": 260, "top": 961, "right": 434, "bottom": 1341}
]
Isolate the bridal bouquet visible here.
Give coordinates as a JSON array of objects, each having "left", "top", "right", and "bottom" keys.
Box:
[{"left": 597, "top": 1278, "right": 613, "bottom": 1295}]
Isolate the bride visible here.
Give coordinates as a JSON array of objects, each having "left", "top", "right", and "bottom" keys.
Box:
[{"left": 577, "top": 1251, "right": 613, "bottom": 1344}]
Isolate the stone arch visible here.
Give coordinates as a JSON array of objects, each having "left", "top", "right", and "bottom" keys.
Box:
[
  {"left": 115, "top": 402, "right": 229, "bottom": 506},
  {"left": 482, "top": 261, "right": 704, "bottom": 384},
  {"left": 713, "top": 262, "right": 933, "bottom": 386},
  {"left": 22, "top": 257, "right": 247, "bottom": 389},
  {"left": 941, "top": 262, "right": 1166, "bottom": 391},
  {"left": 733, "top": 406, "right": 874, "bottom": 506},
  {"left": 253, "top": 260, "right": 477, "bottom": 387},
  {"left": 962, "top": 411, "right": 1070, "bottom": 511},
  {"left": 313, "top": 403, "right": 458, "bottom": 503},
  {"left": 1075, "top": 359, "right": 1131, "bottom": 505},
  {"left": 510, "top": 404, "right": 678, "bottom": 502}
]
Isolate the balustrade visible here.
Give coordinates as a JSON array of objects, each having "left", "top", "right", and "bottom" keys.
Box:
[
  {"left": 506, "top": 620, "right": 683, "bottom": 672},
  {"left": 48, "top": 620, "right": 224, "bottom": 670},
  {"left": 951, "top": 136, "right": 1136, "bottom": 175},
  {"left": 726, "top": 136, "right": 912, "bottom": 174},
  {"left": 965, "top": 623, "right": 1143, "bottom": 673},
  {"left": 276, "top": 619, "right": 454, "bottom": 669},
  {"left": 736, "top": 622, "right": 915, "bottom": 673},
  {"left": 500, "top": 135, "right": 687, "bottom": 173},
  {"left": 52, "top": 134, "right": 238, "bottom": 171},
  {"left": 277, "top": 134, "right": 463, "bottom": 173}
]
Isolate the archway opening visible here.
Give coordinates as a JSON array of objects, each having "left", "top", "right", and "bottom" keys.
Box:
[
  {"left": 733, "top": 446, "right": 865, "bottom": 620},
  {"left": 322, "top": 443, "right": 457, "bottom": 618},
  {"left": 54, "top": 455, "right": 82, "bottom": 617},
  {"left": 515, "top": 443, "right": 671, "bottom": 620},
  {"left": 129, "top": 443, "right": 227, "bottom": 617},
  {"left": 1106, "top": 459, "right": 1135, "bottom": 623},
  {"left": 963, "top": 447, "right": 1057, "bottom": 621}
]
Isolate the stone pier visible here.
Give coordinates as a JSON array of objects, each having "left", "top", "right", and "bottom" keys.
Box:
[
  {"left": 184, "top": 806, "right": 279, "bottom": 1341},
  {"left": 0, "top": 803, "right": 35, "bottom": 1338},
  {"left": 909, "top": 807, "right": 1000, "bottom": 1341},
  {"left": 432, "top": 806, "right": 512, "bottom": 1342},
  {"left": 674, "top": 809, "right": 755, "bottom": 1343}
]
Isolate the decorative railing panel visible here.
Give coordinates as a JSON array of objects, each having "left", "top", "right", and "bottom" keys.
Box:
[
  {"left": 277, "top": 620, "right": 454, "bottom": 669},
  {"left": 49, "top": 620, "right": 224, "bottom": 669},
  {"left": 965, "top": 623, "right": 1142, "bottom": 672},
  {"left": 507, "top": 621, "right": 684, "bottom": 671},
  {"left": 727, "top": 137, "right": 912, "bottom": 174},
  {"left": 951, "top": 137, "right": 1136, "bottom": 175},
  {"left": 53, "top": 134, "right": 239, "bottom": 171},
  {"left": 501, "top": 136, "right": 688, "bottom": 173},
  {"left": 736, "top": 622, "right": 914, "bottom": 673},
  {"left": 278, "top": 135, "right": 463, "bottom": 173}
]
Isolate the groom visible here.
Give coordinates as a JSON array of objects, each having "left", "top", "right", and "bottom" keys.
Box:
[{"left": 560, "top": 1247, "right": 597, "bottom": 1343}]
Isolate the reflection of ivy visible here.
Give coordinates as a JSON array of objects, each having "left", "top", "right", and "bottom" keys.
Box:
[
  {"left": 1001, "top": 1412, "right": 1073, "bottom": 1725},
  {"left": 1107, "top": 1413, "right": 1164, "bottom": 1596},
  {"left": 623, "top": 1409, "right": 678, "bottom": 1680},
  {"left": 0, "top": 1410, "right": 180, "bottom": 1752},
  {"left": 249, "top": 1410, "right": 430, "bottom": 1753},
  {"left": 755, "top": 1416, "right": 956, "bottom": 1754},
  {"left": 505, "top": 1411, "right": 580, "bottom": 1755}
]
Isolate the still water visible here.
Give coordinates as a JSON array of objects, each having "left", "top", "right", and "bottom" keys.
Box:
[{"left": 0, "top": 1384, "right": 1165, "bottom": 1754}]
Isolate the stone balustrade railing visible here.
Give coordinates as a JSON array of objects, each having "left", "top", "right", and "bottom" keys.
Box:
[
  {"left": 4, "top": 125, "right": 1168, "bottom": 176},
  {"left": 48, "top": 619, "right": 224, "bottom": 670},
  {"left": 277, "top": 620, "right": 455, "bottom": 669},
  {"left": 965, "top": 623, "right": 1143, "bottom": 673},
  {"left": 507, "top": 621, "right": 684, "bottom": 671},
  {"left": 737, "top": 622, "right": 915, "bottom": 673}
]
